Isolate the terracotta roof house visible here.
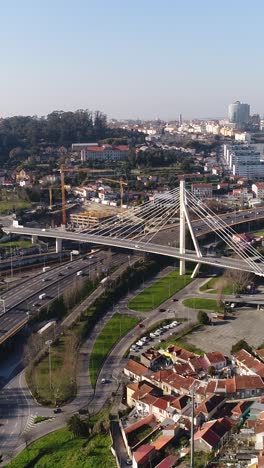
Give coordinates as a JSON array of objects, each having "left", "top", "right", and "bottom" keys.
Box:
[
  {"left": 194, "top": 418, "right": 232, "bottom": 453},
  {"left": 195, "top": 395, "right": 226, "bottom": 425},
  {"left": 133, "top": 444, "right": 156, "bottom": 467},
  {"left": 233, "top": 349, "right": 264, "bottom": 378},
  {"left": 124, "top": 359, "right": 148, "bottom": 381},
  {"left": 204, "top": 352, "right": 227, "bottom": 371}
]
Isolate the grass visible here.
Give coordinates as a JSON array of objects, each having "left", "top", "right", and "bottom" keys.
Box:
[
  {"left": 182, "top": 297, "right": 218, "bottom": 311},
  {"left": 34, "top": 416, "right": 52, "bottom": 424},
  {"left": 128, "top": 270, "right": 192, "bottom": 312},
  {"left": 200, "top": 277, "right": 233, "bottom": 295},
  {"left": 27, "top": 332, "right": 78, "bottom": 406},
  {"left": 158, "top": 323, "right": 204, "bottom": 355},
  {"left": 90, "top": 313, "right": 140, "bottom": 387},
  {"left": 0, "top": 200, "right": 31, "bottom": 214},
  {"left": 8, "top": 429, "right": 116, "bottom": 468},
  {"left": 0, "top": 240, "right": 32, "bottom": 249}
]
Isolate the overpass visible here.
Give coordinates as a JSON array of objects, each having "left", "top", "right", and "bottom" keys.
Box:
[{"left": 5, "top": 181, "right": 264, "bottom": 278}]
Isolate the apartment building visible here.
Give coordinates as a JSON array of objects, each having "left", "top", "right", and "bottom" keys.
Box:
[
  {"left": 191, "top": 183, "right": 213, "bottom": 199},
  {"left": 80, "top": 144, "right": 129, "bottom": 161}
]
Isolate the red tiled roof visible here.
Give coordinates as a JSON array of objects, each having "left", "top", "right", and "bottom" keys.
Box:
[
  {"left": 133, "top": 444, "right": 155, "bottom": 463},
  {"left": 155, "top": 455, "right": 178, "bottom": 468},
  {"left": 152, "top": 396, "right": 176, "bottom": 411},
  {"left": 124, "top": 359, "right": 148, "bottom": 377},
  {"left": 205, "top": 352, "right": 226, "bottom": 365},
  {"left": 235, "top": 375, "right": 264, "bottom": 390},
  {"left": 152, "top": 435, "right": 174, "bottom": 451}
]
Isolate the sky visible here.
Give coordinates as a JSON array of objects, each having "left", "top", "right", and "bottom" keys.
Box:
[{"left": 1, "top": 0, "right": 264, "bottom": 120}]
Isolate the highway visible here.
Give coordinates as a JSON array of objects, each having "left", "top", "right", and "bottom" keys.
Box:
[
  {"left": 0, "top": 251, "right": 129, "bottom": 344},
  {"left": 6, "top": 225, "right": 264, "bottom": 276}
]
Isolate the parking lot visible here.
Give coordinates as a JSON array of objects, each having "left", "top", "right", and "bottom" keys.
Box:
[
  {"left": 184, "top": 307, "right": 264, "bottom": 355},
  {"left": 129, "top": 320, "right": 180, "bottom": 354}
]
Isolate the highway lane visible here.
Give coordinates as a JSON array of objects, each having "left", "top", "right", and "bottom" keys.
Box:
[{"left": 0, "top": 252, "right": 129, "bottom": 343}]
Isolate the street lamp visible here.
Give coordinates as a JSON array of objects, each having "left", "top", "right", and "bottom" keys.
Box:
[{"left": 45, "top": 340, "right": 52, "bottom": 392}]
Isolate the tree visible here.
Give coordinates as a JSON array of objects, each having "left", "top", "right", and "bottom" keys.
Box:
[
  {"left": 198, "top": 310, "right": 210, "bottom": 325},
  {"left": 67, "top": 414, "right": 88, "bottom": 438},
  {"left": 231, "top": 339, "right": 252, "bottom": 355},
  {"left": 224, "top": 270, "right": 254, "bottom": 294},
  {"left": 208, "top": 365, "right": 216, "bottom": 376}
]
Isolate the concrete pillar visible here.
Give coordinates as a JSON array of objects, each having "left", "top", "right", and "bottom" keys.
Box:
[
  {"left": 56, "top": 238, "right": 62, "bottom": 253},
  {"left": 179, "top": 180, "right": 186, "bottom": 276},
  {"left": 191, "top": 263, "right": 200, "bottom": 279},
  {"left": 31, "top": 235, "right": 38, "bottom": 244}
]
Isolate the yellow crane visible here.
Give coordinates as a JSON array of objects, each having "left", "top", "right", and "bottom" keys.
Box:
[
  {"left": 99, "top": 177, "right": 128, "bottom": 208},
  {"left": 41, "top": 186, "right": 60, "bottom": 210}
]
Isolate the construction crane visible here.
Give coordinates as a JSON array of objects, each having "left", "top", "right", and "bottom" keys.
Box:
[
  {"left": 99, "top": 178, "right": 128, "bottom": 208},
  {"left": 41, "top": 186, "right": 61, "bottom": 210},
  {"left": 60, "top": 167, "right": 114, "bottom": 225}
]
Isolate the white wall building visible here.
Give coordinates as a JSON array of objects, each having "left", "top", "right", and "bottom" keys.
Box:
[
  {"left": 252, "top": 183, "right": 264, "bottom": 200},
  {"left": 224, "top": 143, "right": 264, "bottom": 178}
]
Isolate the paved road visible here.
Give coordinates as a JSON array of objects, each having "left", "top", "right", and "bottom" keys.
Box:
[{"left": 0, "top": 251, "right": 129, "bottom": 344}]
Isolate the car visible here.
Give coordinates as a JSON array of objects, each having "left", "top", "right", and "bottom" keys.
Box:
[
  {"left": 138, "top": 323, "right": 145, "bottom": 328},
  {"left": 135, "top": 244, "right": 139, "bottom": 248},
  {"left": 101, "top": 378, "right": 106, "bottom": 384},
  {"left": 53, "top": 407, "right": 62, "bottom": 414},
  {"left": 172, "top": 298, "right": 178, "bottom": 302},
  {"left": 58, "top": 272, "right": 64, "bottom": 277},
  {"left": 66, "top": 266, "right": 71, "bottom": 269},
  {"left": 159, "top": 308, "right": 166, "bottom": 312},
  {"left": 78, "top": 408, "right": 88, "bottom": 415},
  {"left": 126, "top": 459, "right": 132, "bottom": 466},
  {"left": 42, "top": 278, "right": 50, "bottom": 282}
]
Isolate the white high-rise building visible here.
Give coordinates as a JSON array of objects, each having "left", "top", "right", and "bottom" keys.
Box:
[
  {"left": 224, "top": 143, "right": 264, "bottom": 178},
  {"left": 228, "top": 101, "right": 250, "bottom": 126}
]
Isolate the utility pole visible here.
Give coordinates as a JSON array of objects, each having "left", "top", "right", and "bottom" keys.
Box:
[
  {"left": 45, "top": 340, "right": 52, "bottom": 393},
  {"left": 190, "top": 384, "right": 195, "bottom": 468}
]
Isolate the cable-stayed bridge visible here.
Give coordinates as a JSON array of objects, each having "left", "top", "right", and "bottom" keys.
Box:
[{"left": 6, "top": 181, "right": 264, "bottom": 278}]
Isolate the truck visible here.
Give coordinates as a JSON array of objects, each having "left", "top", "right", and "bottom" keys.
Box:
[
  {"left": 43, "top": 266, "right": 51, "bottom": 273},
  {"left": 100, "top": 277, "right": 108, "bottom": 285},
  {"left": 76, "top": 270, "right": 83, "bottom": 276},
  {"left": 39, "top": 293, "right": 46, "bottom": 300}
]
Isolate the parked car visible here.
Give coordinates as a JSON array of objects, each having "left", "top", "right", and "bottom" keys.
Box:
[{"left": 53, "top": 407, "right": 62, "bottom": 414}]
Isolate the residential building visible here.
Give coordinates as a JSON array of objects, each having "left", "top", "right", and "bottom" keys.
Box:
[
  {"left": 80, "top": 144, "right": 129, "bottom": 161},
  {"left": 228, "top": 101, "right": 250, "bottom": 126},
  {"left": 204, "top": 352, "right": 227, "bottom": 371},
  {"left": 124, "top": 360, "right": 148, "bottom": 382},
  {"left": 232, "top": 349, "right": 264, "bottom": 378},
  {"left": 224, "top": 143, "right": 264, "bottom": 178},
  {"left": 252, "top": 183, "right": 264, "bottom": 200},
  {"left": 191, "top": 183, "right": 213, "bottom": 199},
  {"left": 194, "top": 418, "right": 232, "bottom": 453}
]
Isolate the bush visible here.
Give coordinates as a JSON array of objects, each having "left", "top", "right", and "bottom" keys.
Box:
[
  {"left": 231, "top": 339, "right": 252, "bottom": 355},
  {"left": 197, "top": 310, "right": 210, "bottom": 325}
]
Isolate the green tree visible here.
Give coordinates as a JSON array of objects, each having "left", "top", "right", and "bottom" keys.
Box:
[
  {"left": 67, "top": 415, "right": 88, "bottom": 438},
  {"left": 198, "top": 310, "right": 210, "bottom": 325},
  {"left": 231, "top": 339, "right": 252, "bottom": 355}
]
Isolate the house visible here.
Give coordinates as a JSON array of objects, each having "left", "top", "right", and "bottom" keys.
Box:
[
  {"left": 195, "top": 395, "right": 226, "bottom": 425},
  {"left": 233, "top": 349, "right": 264, "bottom": 378},
  {"left": 191, "top": 183, "right": 213, "bottom": 199},
  {"left": 132, "top": 444, "right": 156, "bottom": 468},
  {"left": 124, "top": 360, "right": 148, "bottom": 382},
  {"left": 205, "top": 375, "right": 264, "bottom": 399},
  {"left": 140, "top": 348, "right": 164, "bottom": 369},
  {"left": 194, "top": 418, "right": 232, "bottom": 453},
  {"left": 155, "top": 455, "right": 178, "bottom": 468},
  {"left": 204, "top": 352, "right": 227, "bottom": 371},
  {"left": 166, "top": 345, "right": 198, "bottom": 364},
  {"left": 126, "top": 381, "right": 162, "bottom": 408},
  {"left": 230, "top": 400, "right": 252, "bottom": 422},
  {"left": 252, "top": 183, "right": 264, "bottom": 200}
]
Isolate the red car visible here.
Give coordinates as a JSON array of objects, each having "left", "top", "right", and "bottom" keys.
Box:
[{"left": 138, "top": 323, "right": 145, "bottom": 328}]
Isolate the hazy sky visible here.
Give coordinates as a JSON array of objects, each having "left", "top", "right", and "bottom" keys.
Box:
[{"left": 1, "top": 0, "right": 264, "bottom": 120}]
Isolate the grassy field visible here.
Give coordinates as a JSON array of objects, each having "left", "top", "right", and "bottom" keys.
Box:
[
  {"left": 0, "top": 200, "right": 31, "bottom": 214},
  {"left": 90, "top": 313, "right": 140, "bottom": 387},
  {"left": 128, "top": 270, "right": 192, "bottom": 312},
  {"left": 182, "top": 297, "right": 218, "bottom": 311},
  {"left": 8, "top": 429, "right": 116, "bottom": 468},
  {"left": 200, "top": 277, "right": 233, "bottom": 295},
  {"left": 0, "top": 240, "right": 32, "bottom": 249},
  {"left": 157, "top": 322, "right": 204, "bottom": 355},
  {"left": 27, "top": 332, "right": 78, "bottom": 406}
]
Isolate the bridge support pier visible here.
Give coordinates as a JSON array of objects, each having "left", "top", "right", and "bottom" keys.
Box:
[
  {"left": 31, "top": 235, "right": 38, "bottom": 244},
  {"left": 191, "top": 264, "right": 200, "bottom": 279},
  {"left": 56, "top": 238, "right": 62, "bottom": 253}
]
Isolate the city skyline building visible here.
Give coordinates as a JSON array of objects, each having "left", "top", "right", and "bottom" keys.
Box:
[{"left": 228, "top": 101, "right": 250, "bottom": 127}]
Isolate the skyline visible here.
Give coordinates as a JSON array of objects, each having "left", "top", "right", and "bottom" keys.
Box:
[{"left": 2, "top": 0, "right": 264, "bottom": 119}]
